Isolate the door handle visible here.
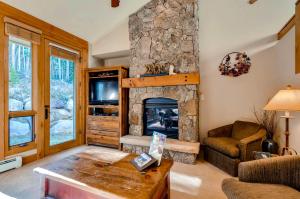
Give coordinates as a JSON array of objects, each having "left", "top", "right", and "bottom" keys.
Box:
[{"left": 45, "top": 105, "right": 49, "bottom": 120}]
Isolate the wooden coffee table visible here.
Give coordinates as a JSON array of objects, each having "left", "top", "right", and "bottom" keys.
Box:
[{"left": 34, "top": 149, "right": 173, "bottom": 199}]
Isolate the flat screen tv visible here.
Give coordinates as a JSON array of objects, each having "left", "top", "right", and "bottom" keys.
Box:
[{"left": 89, "top": 78, "right": 119, "bottom": 105}]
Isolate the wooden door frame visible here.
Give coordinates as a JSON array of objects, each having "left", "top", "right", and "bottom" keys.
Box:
[
  {"left": 44, "top": 39, "right": 84, "bottom": 156},
  {"left": 0, "top": 2, "right": 88, "bottom": 161},
  {"left": 0, "top": 14, "right": 5, "bottom": 160}
]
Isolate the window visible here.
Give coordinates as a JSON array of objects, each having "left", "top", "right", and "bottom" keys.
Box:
[
  {"left": 8, "top": 37, "right": 35, "bottom": 147},
  {"left": 9, "top": 116, "right": 34, "bottom": 147},
  {"left": 8, "top": 37, "right": 32, "bottom": 111},
  {"left": 49, "top": 56, "right": 76, "bottom": 146}
]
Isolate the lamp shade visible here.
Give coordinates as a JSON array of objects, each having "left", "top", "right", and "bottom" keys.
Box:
[{"left": 264, "top": 86, "right": 300, "bottom": 111}]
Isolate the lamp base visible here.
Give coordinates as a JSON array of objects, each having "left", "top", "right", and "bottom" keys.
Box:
[{"left": 281, "top": 147, "right": 298, "bottom": 156}]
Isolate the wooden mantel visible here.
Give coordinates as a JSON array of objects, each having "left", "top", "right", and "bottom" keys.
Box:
[{"left": 121, "top": 72, "right": 200, "bottom": 88}]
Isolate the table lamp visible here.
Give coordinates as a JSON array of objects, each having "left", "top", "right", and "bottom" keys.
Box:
[{"left": 264, "top": 85, "right": 300, "bottom": 155}]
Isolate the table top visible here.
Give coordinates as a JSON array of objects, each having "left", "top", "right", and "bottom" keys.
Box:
[{"left": 34, "top": 149, "right": 173, "bottom": 199}]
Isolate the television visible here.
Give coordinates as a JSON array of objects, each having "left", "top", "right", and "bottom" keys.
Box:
[{"left": 89, "top": 78, "right": 119, "bottom": 105}]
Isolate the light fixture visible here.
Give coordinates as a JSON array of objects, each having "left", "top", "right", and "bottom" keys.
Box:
[
  {"left": 264, "top": 85, "right": 300, "bottom": 155},
  {"left": 111, "top": 0, "right": 120, "bottom": 8}
]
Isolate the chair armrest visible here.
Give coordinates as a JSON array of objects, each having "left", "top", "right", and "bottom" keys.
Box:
[
  {"left": 238, "top": 129, "right": 266, "bottom": 161},
  {"left": 208, "top": 124, "right": 233, "bottom": 137},
  {"left": 238, "top": 155, "right": 300, "bottom": 190}
]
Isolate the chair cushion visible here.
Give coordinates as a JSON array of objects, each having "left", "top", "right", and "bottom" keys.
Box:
[
  {"left": 204, "top": 137, "right": 240, "bottom": 158},
  {"left": 232, "top": 121, "right": 260, "bottom": 140},
  {"left": 222, "top": 178, "right": 300, "bottom": 199}
]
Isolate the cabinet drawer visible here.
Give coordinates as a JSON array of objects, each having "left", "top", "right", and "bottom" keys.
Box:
[
  {"left": 87, "top": 116, "right": 119, "bottom": 132},
  {"left": 87, "top": 134, "right": 119, "bottom": 146},
  {"left": 87, "top": 130, "right": 119, "bottom": 137}
]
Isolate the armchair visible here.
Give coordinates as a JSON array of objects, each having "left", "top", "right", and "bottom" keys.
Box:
[
  {"left": 222, "top": 155, "right": 300, "bottom": 199},
  {"left": 204, "top": 121, "right": 266, "bottom": 176}
]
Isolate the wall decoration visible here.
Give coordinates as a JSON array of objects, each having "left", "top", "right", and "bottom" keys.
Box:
[
  {"left": 143, "top": 62, "right": 173, "bottom": 77},
  {"left": 219, "top": 52, "right": 251, "bottom": 77}
]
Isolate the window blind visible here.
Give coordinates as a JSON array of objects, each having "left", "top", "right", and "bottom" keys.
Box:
[
  {"left": 50, "top": 45, "right": 79, "bottom": 61},
  {"left": 4, "top": 17, "right": 41, "bottom": 45}
]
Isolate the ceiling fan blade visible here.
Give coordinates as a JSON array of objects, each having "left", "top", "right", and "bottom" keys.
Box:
[
  {"left": 111, "top": 0, "right": 120, "bottom": 7},
  {"left": 249, "top": 0, "right": 257, "bottom": 4}
]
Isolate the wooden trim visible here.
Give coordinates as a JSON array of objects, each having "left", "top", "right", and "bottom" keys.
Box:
[
  {"left": 4, "top": 16, "right": 42, "bottom": 34},
  {"left": 86, "top": 66, "right": 128, "bottom": 72},
  {"left": 0, "top": 2, "right": 88, "bottom": 49},
  {"left": 45, "top": 140, "right": 80, "bottom": 155},
  {"left": 9, "top": 110, "right": 37, "bottom": 118},
  {"left": 80, "top": 49, "right": 88, "bottom": 145},
  {"left": 278, "top": 15, "right": 295, "bottom": 40},
  {"left": 122, "top": 72, "right": 200, "bottom": 88},
  {"left": 3, "top": 30, "right": 9, "bottom": 155},
  {"left": 0, "top": 15, "right": 5, "bottom": 160},
  {"left": 22, "top": 153, "right": 38, "bottom": 165},
  {"left": 5, "top": 142, "right": 36, "bottom": 156},
  {"left": 36, "top": 36, "right": 45, "bottom": 159}
]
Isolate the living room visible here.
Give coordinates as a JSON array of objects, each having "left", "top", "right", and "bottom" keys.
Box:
[{"left": 0, "top": 0, "right": 299, "bottom": 199}]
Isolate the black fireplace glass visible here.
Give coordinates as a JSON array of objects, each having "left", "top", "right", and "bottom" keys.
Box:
[{"left": 143, "top": 98, "right": 178, "bottom": 139}]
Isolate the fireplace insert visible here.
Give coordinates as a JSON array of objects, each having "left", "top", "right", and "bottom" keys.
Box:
[{"left": 143, "top": 98, "right": 178, "bottom": 139}]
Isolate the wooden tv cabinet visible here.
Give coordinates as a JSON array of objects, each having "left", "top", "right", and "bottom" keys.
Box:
[{"left": 85, "top": 66, "right": 128, "bottom": 149}]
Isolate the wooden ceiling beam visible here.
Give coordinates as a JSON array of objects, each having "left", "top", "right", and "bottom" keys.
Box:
[{"left": 278, "top": 15, "right": 296, "bottom": 40}]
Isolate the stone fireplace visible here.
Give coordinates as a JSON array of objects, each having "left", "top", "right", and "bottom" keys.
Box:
[
  {"left": 121, "top": 0, "right": 200, "bottom": 164},
  {"left": 129, "top": 87, "right": 198, "bottom": 142}
]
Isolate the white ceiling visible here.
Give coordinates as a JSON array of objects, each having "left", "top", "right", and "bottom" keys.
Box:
[
  {"left": 0, "top": 0, "right": 150, "bottom": 42},
  {"left": 199, "top": 0, "right": 297, "bottom": 64}
]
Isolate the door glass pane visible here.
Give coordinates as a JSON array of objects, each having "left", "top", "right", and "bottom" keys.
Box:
[
  {"left": 50, "top": 56, "right": 75, "bottom": 146},
  {"left": 8, "top": 37, "right": 32, "bottom": 111},
  {"left": 9, "top": 116, "right": 34, "bottom": 147}
]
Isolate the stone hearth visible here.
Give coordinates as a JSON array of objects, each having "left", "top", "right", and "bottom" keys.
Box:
[{"left": 123, "top": 0, "right": 200, "bottom": 164}]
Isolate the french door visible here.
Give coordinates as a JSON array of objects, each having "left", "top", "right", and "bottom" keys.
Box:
[
  {"left": 1, "top": 17, "right": 86, "bottom": 161},
  {"left": 44, "top": 40, "right": 81, "bottom": 155}
]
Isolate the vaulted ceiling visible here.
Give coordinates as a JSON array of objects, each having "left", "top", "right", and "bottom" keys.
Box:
[
  {"left": 0, "top": 0, "right": 150, "bottom": 42},
  {"left": 0, "top": 0, "right": 296, "bottom": 51}
]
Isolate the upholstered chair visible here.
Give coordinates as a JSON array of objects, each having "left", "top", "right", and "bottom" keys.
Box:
[
  {"left": 204, "top": 121, "right": 266, "bottom": 176},
  {"left": 222, "top": 155, "right": 300, "bottom": 199}
]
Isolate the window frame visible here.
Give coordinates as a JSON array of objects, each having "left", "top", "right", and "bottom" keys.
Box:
[{"left": 4, "top": 35, "right": 38, "bottom": 156}]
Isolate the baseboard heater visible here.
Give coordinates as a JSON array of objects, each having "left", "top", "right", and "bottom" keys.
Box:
[{"left": 0, "top": 156, "right": 22, "bottom": 173}]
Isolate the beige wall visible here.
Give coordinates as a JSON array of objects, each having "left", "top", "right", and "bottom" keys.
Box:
[
  {"left": 92, "top": 19, "right": 130, "bottom": 58},
  {"left": 88, "top": 44, "right": 103, "bottom": 67},
  {"left": 103, "top": 56, "right": 130, "bottom": 67},
  {"left": 198, "top": 0, "right": 299, "bottom": 153},
  {"left": 90, "top": 19, "right": 130, "bottom": 68}
]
